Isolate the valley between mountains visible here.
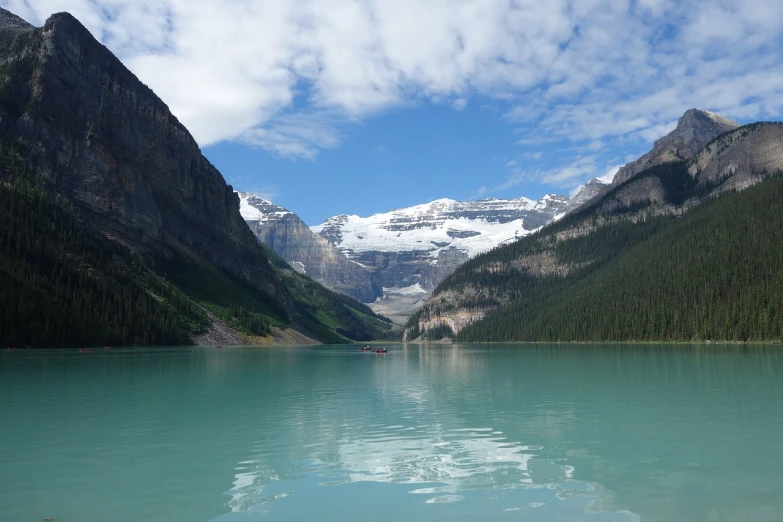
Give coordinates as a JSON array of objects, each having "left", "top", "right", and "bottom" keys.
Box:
[
  {"left": 1, "top": 5, "right": 782, "bottom": 347},
  {"left": 242, "top": 109, "right": 783, "bottom": 343}
]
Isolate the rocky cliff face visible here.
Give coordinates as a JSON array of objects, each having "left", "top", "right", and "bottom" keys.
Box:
[
  {"left": 562, "top": 178, "right": 610, "bottom": 214},
  {"left": 566, "top": 109, "right": 740, "bottom": 215},
  {"left": 239, "top": 192, "right": 382, "bottom": 303},
  {"left": 0, "top": 11, "right": 278, "bottom": 291},
  {"left": 614, "top": 109, "right": 739, "bottom": 185},
  {"left": 0, "top": 8, "right": 394, "bottom": 344},
  {"left": 586, "top": 121, "right": 783, "bottom": 218},
  {"left": 689, "top": 123, "right": 783, "bottom": 189}
]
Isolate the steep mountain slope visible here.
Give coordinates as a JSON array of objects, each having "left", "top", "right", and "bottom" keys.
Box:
[
  {"left": 239, "top": 192, "right": 382, "bottom": 303},
  {"left": 0, "top": 8, "right": 394, "bottom": 347},
  {"left": 310, "top": 194, "right": 568, "bottom": 321},
  {"left": 567, "top": 109, "right": 739, "bottom": 214},
  {"left": 409, "top": 121, "right": 783, "bottom": 342}
]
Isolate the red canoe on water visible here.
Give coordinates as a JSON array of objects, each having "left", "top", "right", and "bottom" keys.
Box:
[
  {"left": 375, "top": 348, "right": 387, "bottom": 354},
  {"left": 79, "top": 348, "right": 93, "bottom": 353}
]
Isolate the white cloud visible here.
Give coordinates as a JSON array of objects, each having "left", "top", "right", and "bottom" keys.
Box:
[
  {"left": 451, "top": 98, "right": 468, "bottom": 111},
  {"left": 5, "top": 0, "right": 783, "bottom": 159},
  {"left": 241, "top": 111, "right": 344, "bottom": 160},
  {"left": 497, "top": 155, "right": 600, "bottom": 191}
]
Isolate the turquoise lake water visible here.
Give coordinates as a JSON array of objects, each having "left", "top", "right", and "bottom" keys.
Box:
[{"left": 1, "top": 344, "right": 782, "bottom": 522}]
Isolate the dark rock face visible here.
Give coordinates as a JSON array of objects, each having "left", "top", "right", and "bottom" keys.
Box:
[
  {"left": 239, "top": 193, "right": 382, "bottom": 303},
  {"left": 0, "top": 9, "right": 293, "bottom": 313},
  {"left": 347, "top": 247, "right": 470, "bottom": 292}
]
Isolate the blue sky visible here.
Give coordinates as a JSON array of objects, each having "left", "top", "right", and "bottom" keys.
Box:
[
  {"left": 203, "top": 99, "right": 633, "bottom": 224},
  {"left": 6, "top": 0, "right": 783, "bottom": 225}
]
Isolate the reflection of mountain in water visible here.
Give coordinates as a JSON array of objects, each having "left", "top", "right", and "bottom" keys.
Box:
[{"left": 217, "top": 346, "right": 638, "bottom": 521}]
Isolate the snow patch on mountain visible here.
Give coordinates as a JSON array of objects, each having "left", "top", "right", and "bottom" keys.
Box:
[
  {"left": 383, "top": 283, "right": 428, "bottom": 296},
  {"left": 239, "top": 196, "right": 267, "bottom": 221},
  {"left": 313, "top": 215, "right": 531, "bottom": 258},
  {"left": 238, "top": 192, "right": 292, "bottom": 223},
  {"left": 312, "top": 195, "right": 566, "bottom": 260}
]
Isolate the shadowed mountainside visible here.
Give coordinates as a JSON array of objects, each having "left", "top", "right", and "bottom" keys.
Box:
[{"left": 0, "top": 8, "right": 395, "bottom": 347}]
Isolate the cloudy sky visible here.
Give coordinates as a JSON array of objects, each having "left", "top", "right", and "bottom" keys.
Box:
[{"left": 5, "top": 0, "right": 783, "bottom": 224}]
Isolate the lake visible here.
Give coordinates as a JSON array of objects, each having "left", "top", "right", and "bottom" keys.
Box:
[{"left": 1, "top": 344, "right": 781, "bottom": 522}]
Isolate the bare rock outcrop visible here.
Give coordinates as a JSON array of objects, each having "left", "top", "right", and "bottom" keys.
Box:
[
  {"left": 240, "top": 193, "right": 382, "bottom": 302},
  {"left": 614, "top": 109, "right": 739, "bottom": 185}
]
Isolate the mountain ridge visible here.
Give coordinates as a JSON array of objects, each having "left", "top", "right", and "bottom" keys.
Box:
[
  {"left": 0, "top": 7, "right": 395, "bottom": 347},
  {"left": 565, "top": 109, "right": 741, "bottom": 215}
]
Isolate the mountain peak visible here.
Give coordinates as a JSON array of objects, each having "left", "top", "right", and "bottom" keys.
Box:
[
  {"left": 41, "top": 11, "right": 94, "bottom": 38},
  {"left": 678, "top": 108, "right": 739, "bottom": 130},
  {"left": 612, "top": 108, "right": 739, "bottom": 186},
  {"left": 0, "top": 7, "right": 34, "bottom": 32}
]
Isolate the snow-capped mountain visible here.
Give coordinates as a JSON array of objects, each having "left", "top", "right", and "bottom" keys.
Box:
[
  {"left": 313, "top": 195, "right": 568, "bottom": 259},
  {"left": 237, "top": 191, "right": 568, "bottom": 323},
  {"left": 310, "top": 194, "right": 569, "bottom": 322}
]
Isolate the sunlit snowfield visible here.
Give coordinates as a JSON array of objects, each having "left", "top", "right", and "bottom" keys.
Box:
[{"left": 1, "top": 344, "right": 782, "bottom": 522}]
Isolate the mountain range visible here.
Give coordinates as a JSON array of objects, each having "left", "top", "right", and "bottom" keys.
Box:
[
  {"left": 237, "top": 108, "right": 767, "bottom": 330},
  {"left": 0, "top": 7, "right": 394, "bottom": 347},
  {"left": 240, "top": 191, "right": 574, "bottom": 322}
]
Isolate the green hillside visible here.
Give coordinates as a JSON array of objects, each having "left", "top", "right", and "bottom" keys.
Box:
[{"left": 448, "top": 172, "right": 783, "bottom": 342}]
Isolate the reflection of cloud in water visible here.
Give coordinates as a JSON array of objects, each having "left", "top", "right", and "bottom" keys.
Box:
[
  {"left": 219, "top": 348, "right": 639, "bottom": 521},
  {"left": 225, "top": 425, "right": 540, "bottom": 513},
  {"left": 222, "top": 420, "right": 636, "bottom": 520},
  {"left": 337, "top": 426, "right": 536, "bottom": 488}
]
